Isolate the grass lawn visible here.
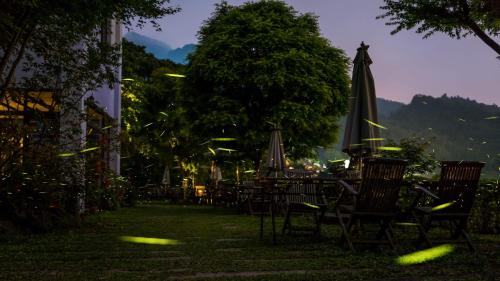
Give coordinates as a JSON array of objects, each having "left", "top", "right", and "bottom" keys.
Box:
[{"left": 0, "top": 203, "right": 498, "bottom": 281}]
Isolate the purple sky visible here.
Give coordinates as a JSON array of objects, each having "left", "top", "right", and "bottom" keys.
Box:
[{"left": 130, "top": 0, "right": 500, "bottom": 105}]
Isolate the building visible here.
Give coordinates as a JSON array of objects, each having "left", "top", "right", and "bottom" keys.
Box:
[{"left": 0, "top": 20, "right": 122, "bottom": 184}]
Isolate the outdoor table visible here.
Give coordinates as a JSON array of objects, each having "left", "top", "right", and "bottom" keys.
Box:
[{"left": 257, "top": 177, "right": 348, "bottom": 245}]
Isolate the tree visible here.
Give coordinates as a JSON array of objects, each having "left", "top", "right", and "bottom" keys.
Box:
[
  {"left": 378, "top": 0, "right": 500, "bottom": 57},
  {"left": 121, "top": 40, "right": 201, "bottom": 189},
  {"left": 379, "top": 137, "right": 438, "bottom": 177},
  {"left": 184, "top": 1, "right": 351, "bottom": 173}
]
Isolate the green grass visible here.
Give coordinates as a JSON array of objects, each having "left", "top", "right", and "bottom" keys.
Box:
[{"left": 0, "top": 203, "right": 498, "bottom": 281}]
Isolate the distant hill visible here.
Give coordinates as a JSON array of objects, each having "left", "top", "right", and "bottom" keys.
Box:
[
  {"left": 124, "top": 32, "right": 172, "bottom": 59},
  {"left": 164, "top": 44, "right": 196, "bottom": 64},
  {"left": 377, "top": 98, "right": 404, "bottom": 117},
  {"left": 380, "top": 94, "right": 500, "bottom": 176},
  {"left": 124, "top": 32, "right": 195, "bottom": 64},
  {"left": 323, "top": 95, "right": 499, "bottom": 176}
]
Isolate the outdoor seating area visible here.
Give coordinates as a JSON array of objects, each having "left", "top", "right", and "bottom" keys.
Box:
[{"left": 188, "top": 158, "right": 486, "bottom": 254}]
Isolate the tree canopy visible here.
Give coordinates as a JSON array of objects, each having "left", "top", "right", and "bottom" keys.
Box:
[
  {"left": 378, "top": 0, "right": 500, "bottom": 56},
  {"left": 184, "top": 0, "right": 351, "bottom": 172},
  {"left": 0, "top": 0, "right": 179, "bottom": 97}
]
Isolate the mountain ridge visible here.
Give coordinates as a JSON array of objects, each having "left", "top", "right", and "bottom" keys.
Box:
[{"left": 124, "top": 32, "right": 195, "bottom": 64}]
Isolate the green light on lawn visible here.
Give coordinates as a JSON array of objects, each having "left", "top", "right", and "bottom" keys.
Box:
[
  {"left": 396, "top": 245, "right": 454, "bottom": 265},
  {"left": 120, "top": 236, "right": 181, "bottom": 245}
]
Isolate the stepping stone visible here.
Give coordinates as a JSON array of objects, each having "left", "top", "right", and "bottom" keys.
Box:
[
  {"left": 166, "top": 268, "right": 371, "bottom": 280},
  {"left": 136, "top": 256, "right": 190, "bottom": 261},
  {"left": 215, "top": 248, "right": 242, "bottom": 252},
  {"left": 168, "top": 268, "right": 190, "bottom": 273},
  {"left": 148, "top": 250, "right": 184, "bottom": 255},
  {"left": 215, "top": 238, "right": 250, "bottom": 243}
]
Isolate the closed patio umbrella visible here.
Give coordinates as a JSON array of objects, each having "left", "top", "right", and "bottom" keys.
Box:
[
  {"left": 210, "top": 160, "right": 222, "bottom": 184},
  {"left": 264, "top": 127, "right": 286, "bottom": 245},
  {"left": 342, "top": 42, "right": 381, "bottom": 157},
  {"left": 266, "top": 128, "right": 286, "bottom": 177}
]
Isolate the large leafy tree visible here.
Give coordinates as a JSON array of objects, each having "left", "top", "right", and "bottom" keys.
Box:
[
  {"left": 185, "top": 1, "right": 351, "bottom": 172},
  {"left": 378, "top": 0, "right": 500, "bottom": 56}
]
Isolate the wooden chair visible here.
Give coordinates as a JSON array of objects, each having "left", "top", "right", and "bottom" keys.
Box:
[
  {"left": 335, "top": 158, "right": 408, "bottom": 250},
  {"left": 281, "top": 178, "right": 328, "bottom": 238},
  {"left": 284, "top": 169, "right": 316, "bottom": 178},
  {"left": 411, "top": 161, "right": 485, "bottom": 251}
]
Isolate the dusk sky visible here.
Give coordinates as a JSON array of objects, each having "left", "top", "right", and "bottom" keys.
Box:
[{"left": 130, "top": 0, "right": 500, "bottom": 105}]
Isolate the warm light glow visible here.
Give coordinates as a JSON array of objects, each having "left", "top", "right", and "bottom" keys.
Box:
[
  {"left": 194, "top": 185, "right": 206, "bottom": 197},
  {"left": 396, "top": 245, "right": 454, "bottom": 265},
  {"left": 119, "top": 236, "right": 181, "bottom": 245}
]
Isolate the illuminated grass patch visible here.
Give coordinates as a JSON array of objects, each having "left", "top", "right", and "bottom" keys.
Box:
[
  {"left": 396, "top": 245, "right": 454, "bottom": 265},
  {"left": 119, "top": 236, "right": 181, "bottom": 246}
]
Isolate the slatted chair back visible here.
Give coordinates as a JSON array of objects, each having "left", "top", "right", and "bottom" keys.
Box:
[
  {"left": 285, "top": 169, "right": 315, "bottom": 178},
  {"left": 436, "top": 161, "right": 484, "bottom": 214},
  {"left": 356, "top": 158, "right": 408, "bottom": 213},
  {"left": 280, "top": 178, "right": 320, "bottom": 205}
]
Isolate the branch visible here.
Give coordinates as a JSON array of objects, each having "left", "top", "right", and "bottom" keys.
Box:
[
  {"left": 0, "top": 28, "right": 33, "bottom": 100},
  {"left": 465, "top": 18, "right": 500, "bottom": 56}
]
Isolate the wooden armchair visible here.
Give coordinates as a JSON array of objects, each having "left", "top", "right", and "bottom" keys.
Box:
[
  {"left": 411, "top": 161, "right": 485, "bottom": 251},
  {"left": 335, "top": 158, "right": 408, "bottom": 250}
]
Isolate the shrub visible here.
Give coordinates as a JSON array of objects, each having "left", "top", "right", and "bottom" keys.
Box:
[{"left": 469, "top": 179, "right": 500, "bottom": 234}]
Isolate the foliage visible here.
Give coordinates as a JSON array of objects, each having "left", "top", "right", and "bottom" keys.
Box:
[
  {"left": 0, "top": 0, "right": 179, "bottom": 95},
  {"left": 185, "top": 1, "right": 351, "bottom": 172},
  {"left": 469, "top": 178, "right": 500, "bottom": 234},
  {"left": 0, "top": 1, "right": 179, "bottom": 231},
  {"left": 0, "top": 142, "right": 82, "bottom": 232},
  {"left": 377, "top": 0, "right": 500, "bottom": 56},
  {"left": 121, "top": 40, "right": 200, "bottom": 189},
  {"left": 379, "top": 137, "right": 438, "bottom": 177}
]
